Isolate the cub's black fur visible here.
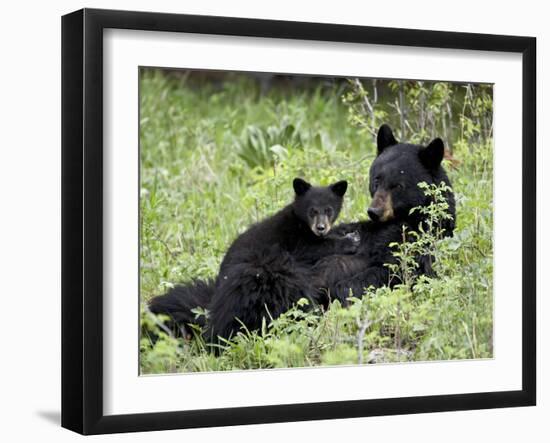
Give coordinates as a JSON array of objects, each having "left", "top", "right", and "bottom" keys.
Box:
[
  {"left": 146, "top": 279, "right": 214, "bottom": 337},
  {"left": 313, "top": 124, "right": 456, "bottom": 305},
  {"left": 149, "top": 178, "right": 357, "bottom": 341}
]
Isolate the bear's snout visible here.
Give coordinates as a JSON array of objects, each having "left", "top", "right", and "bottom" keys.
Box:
[
  {"left": 367, "top": 207, "right": 383, "bottom": 221},
  {"left": 368, "top": 190, "right": 394, "bottom": 222},
  {"left": 310, "top": 214, "right": 332, "bottom": 237}
]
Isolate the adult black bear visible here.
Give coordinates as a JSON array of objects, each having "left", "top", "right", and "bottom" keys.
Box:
[
  {"left": 313, "top": 124, "right": 456, "bottom": 305},
  {"left": 148, "top": 178, "right": 357, "bottom": 341}
]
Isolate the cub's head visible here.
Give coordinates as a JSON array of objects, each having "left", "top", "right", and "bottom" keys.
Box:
[
  {"left": 292, "top": 178, "right": 348, "bottom": 237},
  {"left": 367, "top": 124, "right": 447, "bottom": 223}
]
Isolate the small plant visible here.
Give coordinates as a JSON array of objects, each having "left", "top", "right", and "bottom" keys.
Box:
[
  {"left": 341, "top": 78, "right": 388, "bottom": 141},
  {"left": 387, "top": 181, "right": 454, "bottom": 288},
  {"left": 236, "top": 122, "right": 302, "bottom": 169}
]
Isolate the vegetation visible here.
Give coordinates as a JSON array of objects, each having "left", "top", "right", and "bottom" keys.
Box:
[{"left": 139, "top": 70, "right": 493, "bottom": 374}]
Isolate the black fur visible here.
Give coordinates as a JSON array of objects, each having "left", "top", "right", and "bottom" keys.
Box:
[
  {"left": 206, "top": 246, "right": 314, "bottom": 341},
  {"left": 148, "top": 279, "right": 215, "bottom": 336},
  {"left": 313, "top": 124, "right": 456, "bottom": 305}
]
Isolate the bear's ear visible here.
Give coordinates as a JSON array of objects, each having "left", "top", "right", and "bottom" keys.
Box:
[
  {"left": 330, "top": 180, "right": 348, "bottom": 197},
  {"left": 293, "top": 178, "right": 312, "bottom": 196},
  {"left": 419, "top": 138, "right": 445, "bottom": 169},
  {"left": 377, "top": 124, "right": 397, "bottom": 155}
]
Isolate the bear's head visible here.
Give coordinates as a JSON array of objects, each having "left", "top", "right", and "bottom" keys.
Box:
[
  {"left": 292, "top": 178, "right": 348, "bottom": 237},
  {"left": 367, "top": 124, "right": 452, "bottom": 224}
]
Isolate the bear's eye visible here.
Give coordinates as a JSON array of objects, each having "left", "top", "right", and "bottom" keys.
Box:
[
  {"left": 372, "top": 177, "right": 380, "bottom": 190},
  {"left": 325, "top": 207, "right": 333, "bottom": 216},
  {"left": 392, "top": 183, "right": 404, "bottom": 191},
  {"left": 309, "top": 208, "right": 319, "bottom": 217}
]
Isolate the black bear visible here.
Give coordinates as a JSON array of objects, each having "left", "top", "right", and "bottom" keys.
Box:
[
  {"left": 312, "top": 124, "right": 456, "bottom": 305},
  {"left": 148, "top": 178, "right": 357, "bottom": 342}
]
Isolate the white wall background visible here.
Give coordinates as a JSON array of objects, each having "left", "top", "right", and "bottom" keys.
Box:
[{"left": 0, "top": 1, "right": 545, "bottom": 441}]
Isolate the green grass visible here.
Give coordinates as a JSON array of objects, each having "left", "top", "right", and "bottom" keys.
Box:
[{"left": 139, "top": 69, "right": 493, "bottom": 374}]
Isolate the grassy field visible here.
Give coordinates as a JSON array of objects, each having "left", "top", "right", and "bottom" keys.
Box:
[{"left": 139, "top": 69, "right": 493, "bottom": 374}]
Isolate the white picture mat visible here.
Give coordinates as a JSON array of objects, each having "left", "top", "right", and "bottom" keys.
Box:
[{"left": 103, "top": 29, "right": 523, "bottom": 416}]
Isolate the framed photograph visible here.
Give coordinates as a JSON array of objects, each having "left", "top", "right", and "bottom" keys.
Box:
[{"left": 61, "top": 8, "right": 536, "bottom": 435}]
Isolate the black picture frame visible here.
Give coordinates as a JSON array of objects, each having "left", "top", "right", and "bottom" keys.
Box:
[{"left": 61, "top": 8, "right": 536, "bottom": 435}]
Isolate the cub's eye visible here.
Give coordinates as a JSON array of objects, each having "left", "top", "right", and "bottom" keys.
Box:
[
  {"left": 372, "top": 177, "right": 380, "bottom": 190},
  {"left": 392, "top": 184, "right": 404, "bottom": 191},
  {"left": 325, "top": 207, "right": 333, "bottom": 216},
  {"left": 309, "top": 208, "right": 319, "bottom": 217}
]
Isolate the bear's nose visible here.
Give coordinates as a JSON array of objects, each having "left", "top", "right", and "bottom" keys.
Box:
[
  {"left": 316, "top": 223, "right": 326, "bottom": 232},
  {"left": 368, "top": 207, "right": 382, "bottom": 221}
]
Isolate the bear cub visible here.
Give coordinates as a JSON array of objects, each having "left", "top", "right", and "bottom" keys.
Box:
[
  {"left": 149, "top": 178, "right": 358, "bottom": 343},
  {"left": 207, "top": 177, "right": 358, "bottom": 341}
]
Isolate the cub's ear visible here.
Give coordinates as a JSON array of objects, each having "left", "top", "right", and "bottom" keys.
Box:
[
  {"left": 377, "top": 124, "right": 397, "bottom": 155},
  {"left": 419, "top": 138, "right": 445, "bottom": 169},
  {"left": 329, "top": 180, "right": 348, "bottom": 197},
  {"left": 293, "top": 178, "right": 312, "bottom": 196}
]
